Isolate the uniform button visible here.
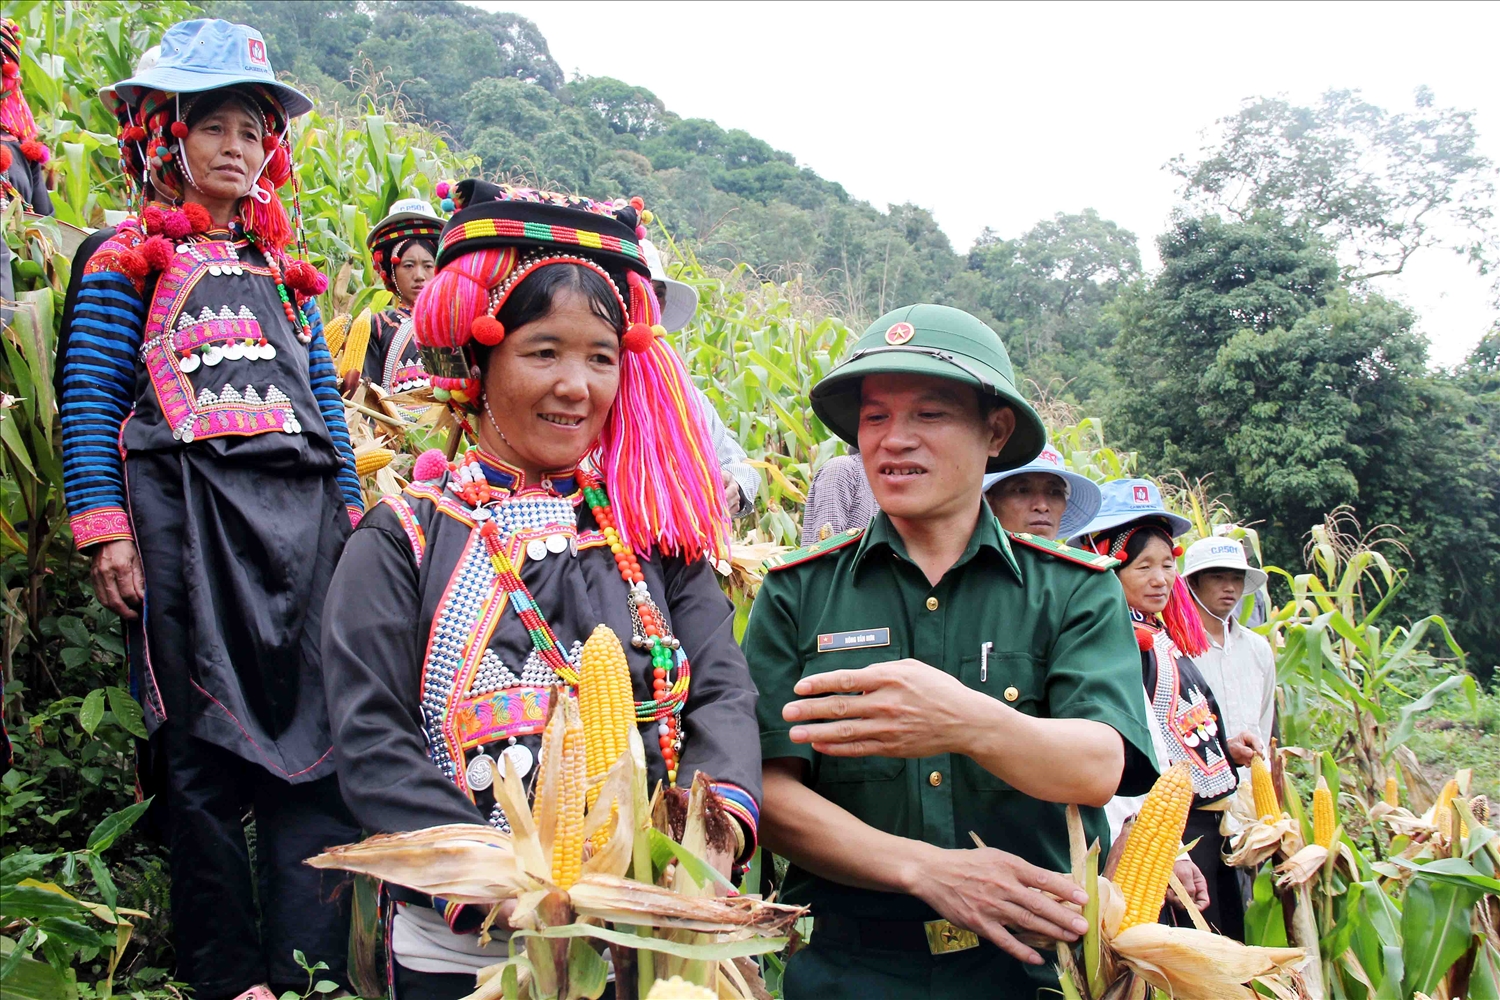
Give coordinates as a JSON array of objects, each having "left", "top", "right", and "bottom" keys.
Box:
[
  {"left": 928, "top": 770, "right": 943, "bottom": 787},
  {"left": 925, "top": 596, "right": 939, "bottom": 611},
  {"left": 1004, "top": 686, "right": 1020, "bottom": 702}
]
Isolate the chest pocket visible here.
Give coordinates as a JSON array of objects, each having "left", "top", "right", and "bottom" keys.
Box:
[
  {"left": 958, "top": 650, "right": 1047, "bottom": 791},
  {"left": 806, "top": 638, "right": 908, "bottom": 785}
]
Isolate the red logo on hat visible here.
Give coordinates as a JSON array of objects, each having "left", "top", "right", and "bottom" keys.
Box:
[
  {"left": 247, "top": 38, "right": 267, "bottom": 66},
  {"left": 1132, "top": 485, "right": 1150, "bottom": 504},
  {"left": 885, "top": 322, "right": 915, "bottom": 345}
]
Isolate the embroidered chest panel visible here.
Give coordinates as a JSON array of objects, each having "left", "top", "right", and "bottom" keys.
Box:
[
  {"left": 139, "top": 241, "right": 311, "bottom": 443},
  {"left": 381, "top": 316, "right": 429, "bottom": 393},
  {"left": 417, "top": 490, "right": 607, "bottom": 798},
  {"left": 1149, "top": 630, "right": 1236, "bottom": 800}
]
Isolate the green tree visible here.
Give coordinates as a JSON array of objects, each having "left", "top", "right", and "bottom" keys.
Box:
[{"left": 563, "top": 76, "right": 674, "bottom": 137}]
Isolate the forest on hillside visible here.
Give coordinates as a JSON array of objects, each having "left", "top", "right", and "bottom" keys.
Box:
[{"left": 204, "top": 0, "right": 1500, "bottom": 672}]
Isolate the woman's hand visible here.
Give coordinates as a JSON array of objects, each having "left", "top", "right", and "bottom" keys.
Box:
[
  {"left": 1225, "top": 731, "right": 1264, "bottom": 767},
  {"left": 1167, "top": 858, "right": 1210, "bottom": 912},
  {"left": 91, "top": 539, "right": 145, "bottom": 619}
]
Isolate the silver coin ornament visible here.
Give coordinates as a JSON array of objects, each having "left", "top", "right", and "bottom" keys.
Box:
[
  {"left": 545, "top": 533, "right": 569, "bottom": 554},
  {"left": 466, "top": 750, "right": 496, "bottom": 791},
  {"left": 501, "top": 742, "right": 534, "bottom": 779},
  {"left": 526, "top": 538, "right": 549, "bottom": 561},
  {"left": 179, "top": 353, "right": 201, "bottom": 373},
  {"left": 202, "top": 345, "right": 224, "bottom": 367},
  {"left": 260, "top": 343, "right": 277, "bottom": 361},
  {"left": 223, "top": 341, "right": 245, "bottom": 361}
]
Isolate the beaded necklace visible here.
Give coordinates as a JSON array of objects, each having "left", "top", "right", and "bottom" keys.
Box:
[
  {"left": 456, "top": 455, "right": 689, "bottom": 781},
  {"left": 246, "top": 231, "right": 315, "bottom": 344}
]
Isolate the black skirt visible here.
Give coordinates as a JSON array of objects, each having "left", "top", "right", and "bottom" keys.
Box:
[{"left": 126, "top": 448, "right": 349, "bottom": 782}]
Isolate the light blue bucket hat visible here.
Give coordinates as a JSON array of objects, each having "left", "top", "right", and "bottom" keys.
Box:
[
  {"left": 102, "top": 19, "right": 311, "bottom": 119},
  {"left": 1068, "top": 477, "right": 1192, "bottom": 544},
  {"left": 981, "top": 441, "right": 1102, "bottom": 540}
]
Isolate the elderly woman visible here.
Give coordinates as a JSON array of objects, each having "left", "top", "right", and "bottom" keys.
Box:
[
  {"left": 58, "top": 20, "right": 361, "bottom": 999},
  {"left": 321, "top": 181, "right": 761, "bottom": 998},
  {"left": 981, "top": 439, "right": 1101, "bottom": 541},
  {"left": 1077, "top": 479, "right": 1246, "bottom": 939},
  {"left": 360, "top": 197, "right": 442, "bottom": 392}
]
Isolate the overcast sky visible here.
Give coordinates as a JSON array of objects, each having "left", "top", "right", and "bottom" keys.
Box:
[{"left": 472, "top": 0, "right": 1500, "bottom": 366}]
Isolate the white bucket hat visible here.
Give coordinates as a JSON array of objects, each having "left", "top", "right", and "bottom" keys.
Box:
[
  {"left": 640, "top": 239, "right": 699, "bottom": 332},
  {"left": 1182, "top": 536, "right": 1268, "bottom": 592}
]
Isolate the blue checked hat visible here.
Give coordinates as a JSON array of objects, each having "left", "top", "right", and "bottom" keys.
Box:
[
  {"left": 981, "top": 441, "right": 1103, "bottom": 540},
  {"left": 1068, "top": 478, "right": 1191, "bottom": 544},
  {"left": 102, "top": 19, "right": 311, "bottom": 119}
]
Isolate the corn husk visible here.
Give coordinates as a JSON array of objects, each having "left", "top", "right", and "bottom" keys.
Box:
[
  {"left": 305, "top": 823, "right": 529, "bottom": 903},
  {"left": 1275, "top": 844, "right": 1330, "bottom": 888},
  {"left": 568, "top": 874, "right": 802, "bottom": 936},
  {"left": 1220, "top": 781, "right": 1304, "bottom": 868},
  {"left": 1111, "top": 923, "right": 1304, "bottom": 998}
]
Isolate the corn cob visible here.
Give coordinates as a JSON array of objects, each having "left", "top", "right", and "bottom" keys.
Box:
[
  {"left": 1435, "top": 778, "right": 1459, "bottom": 839},
  {"left": 1472, "top": 794, "right": 1490, "bottom": 825},
  {"left": 1251, "top": 754, "right": 1279, "bottom": 820},
  {"left": 578, "top": 624, "right": 634, "bottom": 810},
  {"left": 1115, "top": 762, "right": 1193, "bottom": 931},
  {"left": 354, "top": 446, "right": 394, "bottom": 476},
  {"left": 337, "top": 308, "right": 373, "bottom": 379},
  {"left": 645, "top": 978, "right": 716, "bottom": 999},
  {"left": 323, "top": 313, "right": 351, "bottom": 358},
  {"left": 539, "top": 696, "right": 587, "bottom": 889},
  {"left": 1312, "top": 775, "right": 1335, "bottom": 848},
  {"left": 1384, "top": 775, "right": 1399, "bottom": 807}
]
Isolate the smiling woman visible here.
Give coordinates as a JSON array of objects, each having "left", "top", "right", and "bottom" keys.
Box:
[{"left": 319, "top": 182, "right": 761, "bottom": 996}]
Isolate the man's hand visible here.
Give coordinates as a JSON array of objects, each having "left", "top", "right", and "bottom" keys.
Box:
[
  {"left": 1225, "top": 731, "right": 1265, "bottom": 767},
  {"left": 1167, "top": 858, "right": 1210, "bottom": 912},
  {"left": 721, "top": 468, "right": 742, "bottom": 515},
  {"left": 783, "top": 660, "right": 977, "bottom": 758},
  {"left": 911, "top": 844, "right": 1090, "bottom": 966},
  {"left": 91, "top": 539, "right": 144, "bottom": 620}
]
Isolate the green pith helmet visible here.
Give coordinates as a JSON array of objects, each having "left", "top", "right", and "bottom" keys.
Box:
[{"left": 810, "top": 303, "right": 1046, "bottom": 472}]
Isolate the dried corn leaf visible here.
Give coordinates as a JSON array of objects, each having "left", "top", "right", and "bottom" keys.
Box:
[
  {"left": 1111, "top": 923, "right": 1302, "bottom": 998},
  {"left": 567, "top": 874, "right": 804, "bottom": 935},
  {"left": 307, "top": 824, "right": 529, "bottom": 902}
]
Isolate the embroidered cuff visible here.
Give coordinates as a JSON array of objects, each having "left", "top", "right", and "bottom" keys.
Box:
[
  {"left": 433, "top": 896, "right": 486, "bottom": 934},
  {"left": 71, "top": 506, "right": 134, "bottom": 551},
  {"left": 348, "top": 505, "right": 363, "bottom": 529},
  {"left": 711, "top": 781, "right": 760, "bottom": 865}
]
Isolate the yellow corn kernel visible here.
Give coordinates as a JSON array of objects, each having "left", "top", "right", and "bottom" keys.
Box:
[
  {"left": 578, "top": 624, "right": 634, "bottom": 810},
  {"left": 323, "top": 313, "right": 351, "bottom": 358},
  {"left": 1115, "top": 762, "right": 1193, "bottom": 931},
  {"left": 1312, "top": 775, "right": 1335, "bottom": 848},
  {"left": 543, "top": 698, "right": 587, "bottom": 889},
  {"left": 1434, "top": 778, "right": 1459, "bottom": 839},
  {"left": 1251, "top": 754, "right": 1279, "bottom": 820},
  {"left": 645, "top": 978, "right": 716, "bottom": 999},
  {"left": 337, "top": 308, "right": 373, "bottom": 379},
  {"left": 1384, "top": 775, "right": 1399, "bottom": 807},
  {"left": 354, "top": 446, "right": 394, "bottom": 477}
]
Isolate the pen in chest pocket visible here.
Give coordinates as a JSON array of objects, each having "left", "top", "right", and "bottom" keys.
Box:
[{"left": 980, "top": 641, "right": 992, "bottom": 683}]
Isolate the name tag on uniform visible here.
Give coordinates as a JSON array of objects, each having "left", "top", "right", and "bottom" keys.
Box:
[{"left": 817, "top": 627, "right": 891, "bottom": 653}]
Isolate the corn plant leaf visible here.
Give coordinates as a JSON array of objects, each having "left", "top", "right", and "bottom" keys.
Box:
[
  {"left": 1388, "top": 673, "right": 1476, "bottom": 752},
  {"left": 646, "top": 827, "right": 735, "bottom": 894},
  {"left": 1400, "top": 876, "right": 1486, "bottom": 997}
]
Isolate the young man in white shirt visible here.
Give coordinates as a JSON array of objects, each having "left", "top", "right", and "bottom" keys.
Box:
[{"left": 1183, "top": 536, "right": 1276, "bottom": 782}]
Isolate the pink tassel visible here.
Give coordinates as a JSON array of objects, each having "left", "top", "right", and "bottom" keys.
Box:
[{"left": 1163, "top": 575, "right": 1209, "bottom": 657}]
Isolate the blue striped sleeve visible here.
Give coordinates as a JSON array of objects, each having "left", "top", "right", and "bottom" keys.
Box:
[
  {"left": 60, "top": 269, "right": 145, "bottom": 549},
  {"left": 303, "top": 298, "right": 364, "bottom": 519}
]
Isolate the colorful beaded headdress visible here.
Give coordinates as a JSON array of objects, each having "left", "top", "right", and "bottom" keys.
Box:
[
  {"left": 413, "top": 181, "right": 730, "bottom": 564},
  {"left": 1080, "top": 521, "right": 1209, "bottom": 656},
  {"left": 0, "top": 19, "right": 50, "bottom": 168},
  {"left": 367, "top": 200, "right": 443, "bottom": 294}
]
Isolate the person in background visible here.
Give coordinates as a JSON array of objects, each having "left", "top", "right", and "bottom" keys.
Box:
[
  {"left": 360, "top": 198, "right": 442, "bottom": 393},
  {"left": 1078, "top": 480, "right": 1245, "bottom": 939},
  {"left": 748, "top": 304, "right": 1156, "bottom": 999},
  {"left": 0, "top": 18, "right": 52, "bottom": 216},
  {"left": 641, "top": 237, "right": 761, "bottom": 518},
  {"left": 61, "top": 21, "right": 362, "bottom": 997},
  {"left": 1182, "top": 536, "right": 1274, "bottom": 781},
  {"left": 981, "top": 439, "right": 1100, "bottom": 541},
  {"left": 799, "top": 453, "right": 878, "bottom": 544}
]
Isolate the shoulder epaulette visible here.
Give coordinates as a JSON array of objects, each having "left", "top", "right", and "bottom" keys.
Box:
[
  {"left": 1007, "top": 531, "right": 1119, "bottom": 571},
  {"left": 762, "top": 527, "right": 865, "bottom": 572}
]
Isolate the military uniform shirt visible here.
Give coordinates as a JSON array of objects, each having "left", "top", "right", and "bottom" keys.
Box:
[{"left": 747, "top": 505, "right": 1157, "bottom": 926}]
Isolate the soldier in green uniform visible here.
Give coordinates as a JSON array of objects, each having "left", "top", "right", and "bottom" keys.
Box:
[{"left": 746, "top": 304, "right": 1158, "bottom": 999}]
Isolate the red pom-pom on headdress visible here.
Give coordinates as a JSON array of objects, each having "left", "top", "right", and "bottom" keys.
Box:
[
  {"left": 162, "top": 209, "right": 192, "bottom": 239},
  {"left": 284, "top": 259, "right": 328, "bottom": 296},
  {"left": 629, "top": 196, "right": 645, "bottom": 211},
  {"left": 261, "top": 133, "right": 279, "bottom": 152},
  {"left": 0, "top": 144, "right": 10, "bottom": 173},
  {"left": 181, "top": 202, "right": 212, "bottom": 234},
  {"left": 621, "top": 322, "right": 655, "bottom": 354},
  {"left": 435, "top": 181, "right": 450, "bottom": 199},
  {"left": 1, "top": 61, "right": 18, "bottom": 81},
  {"left": 170, "top": 121, "right": 188, "bottom": 139},
  {"left": 19, "top": 139, "right": 48, "bottom": 163},
  {"left": 471, "top": 316, "right": 505, "bottom": 346},
  {"left": 412, "top": 449, "right": 449, "bottom": 482},
  {"left": 139, "top": 235, "right": 174, "bottom": 272}
]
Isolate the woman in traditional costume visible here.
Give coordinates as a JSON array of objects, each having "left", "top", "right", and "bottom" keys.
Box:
[
  {"left": 58, "top": 20, "right": 362, "bottom": 998},
  {"left": 321, "top": 180, "right": 761, "bottom": 997},
  {"left": 1076, "top": 479, "right": 1244, "bottom": 939},
  {"left": 0, "top": 17, "right": 51, "bottom": 216},
  {"left": 361, "top": 197, "right": 442, "bottom": 392}
]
